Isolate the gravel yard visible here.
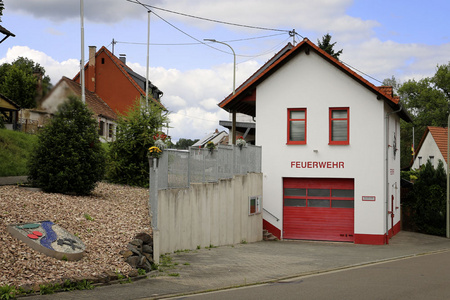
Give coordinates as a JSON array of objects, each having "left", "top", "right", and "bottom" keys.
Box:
[{"left": 0, "top": 182, "right": 151, "bottom": 288}]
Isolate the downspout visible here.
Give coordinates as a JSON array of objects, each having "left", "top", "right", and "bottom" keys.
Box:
[{"left": 385, "top": 103, "right": 402, "bottom": 244}]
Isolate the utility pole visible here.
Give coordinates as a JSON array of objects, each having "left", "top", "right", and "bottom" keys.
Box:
[
  {"left": 80, "top": 0, "right": 85, "bottom": 104},
  {"left": 145, "top": 10, "right": 150, "bottom": 107},
  {"left": 289, "top": 29, "right": 296, "bottom": 46}
]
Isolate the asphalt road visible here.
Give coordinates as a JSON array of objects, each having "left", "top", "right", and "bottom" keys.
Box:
[{"left": 170, "top": 250, "right": 450, "bottom": 300}]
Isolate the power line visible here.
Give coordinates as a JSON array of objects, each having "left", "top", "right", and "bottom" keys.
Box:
[
  {"left": 126, "top": 0, "right": 382, "bottom": 84},
  {"left": 126, "top": 0, "right": 290, "bottom": 33},
  {"left": 114, "top": 33, "right": 286, "bottom": 47},
  {"left": 293, "top": 33, "right": 383, "bottom": 84},
  {"left": 340, "top": 61, "right": 384, "bottom": 84},
  {"left": 171, "top": 110, "right": 221, "bottom": 123}
]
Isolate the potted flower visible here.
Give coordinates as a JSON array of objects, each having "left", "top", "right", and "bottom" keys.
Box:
[
  {"left": 148, "top": 146, "right": 162, "bottom": 159},
  {"left": 236, "top": 136, "right": 247, "bottom": 150},
  {"left": 153, "top": 132, "right": 169, "bottom": 150},
  {"left": 205, "top": 141, "right": 216, "bottom": 153}
]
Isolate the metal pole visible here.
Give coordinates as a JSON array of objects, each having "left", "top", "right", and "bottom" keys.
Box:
[
  {"left": 80, "top": 0, "right": 85, "bottom": 103},
  {"left": 447, "top": 115, "right": 449, "bottom": 238},
  {"left": 145, "top": 10, "right": 150, "bottom": 107},
  {"left": 204, "top": 39, "right": 236, "bottom": 144}
]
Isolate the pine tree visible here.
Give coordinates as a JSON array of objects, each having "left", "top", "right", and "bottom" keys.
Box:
[{"left": 318, "top": 33, "right": 343, "bottom": 60}]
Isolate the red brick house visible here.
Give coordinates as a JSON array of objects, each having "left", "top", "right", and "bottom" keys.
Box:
[{"left": 73, "top": 46, "right": 165, "bottom": 115}]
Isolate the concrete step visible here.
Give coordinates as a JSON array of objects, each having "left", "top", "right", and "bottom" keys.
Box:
[{"left": 263, "top": 229, "right": 278, "bottom": 241}]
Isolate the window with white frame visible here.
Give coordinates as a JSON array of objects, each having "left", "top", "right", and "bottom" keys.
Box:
[
  {"left": 329, "top": 107, "right": 349, "bottom": 145},
  {"left": 429, "top": 156, "right": 434, "bottom": 166}
]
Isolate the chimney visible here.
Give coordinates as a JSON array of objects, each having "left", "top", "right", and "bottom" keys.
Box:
[
  {"left": 119, "top": 54, "right": 126, "bottom": 64},
  {"left": 87, "top": 46, "right": 96, "bottom": 92},
  {"left": 33, "top": 69, "right": 43, "bottom": 108}
]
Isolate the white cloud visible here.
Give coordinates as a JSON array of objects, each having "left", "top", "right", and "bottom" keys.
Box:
[
  {"left": 0, "top": 46, "right": 79, "bottom": 84},
  {"left": 7, "top": 0, "right": 156, "bottom": 23},
  {"left": 129, "top": 59, "right": 259, "bottom": 141},
  {"left": 341, "top": 39, "right": 450, "bottom": 83}
]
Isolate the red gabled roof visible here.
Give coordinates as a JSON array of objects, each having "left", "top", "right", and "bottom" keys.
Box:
[
  {"left": 219, "top": 38, "right": 411, "bottom": 122},
  {"left": 415, "top": 126, "right": 449, "bottom": 164},
  {"left": 73, "top": 46, "right": 165, "bottom": 110}
]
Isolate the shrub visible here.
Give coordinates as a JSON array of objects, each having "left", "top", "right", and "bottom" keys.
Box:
[
  {"left": 28, "top": 96, "right": 106, "bottom": 195},
  {"left": 410, "top": 160, "right": 447, "bottom": 236},
  {"left": 106, "top": 100, "right": 169, "bottom": 187}
]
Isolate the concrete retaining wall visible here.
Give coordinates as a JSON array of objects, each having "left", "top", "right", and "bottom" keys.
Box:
[{"left": 156, "top": 173, "right": 263, "bottom": 254}]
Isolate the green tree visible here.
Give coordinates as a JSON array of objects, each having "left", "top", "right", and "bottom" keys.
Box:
[
  {"left": 318, "top": 33, "right": 343, "bottom": 60},
  {"left": 397, "top": 62, "right": 450, "bottom": 168},
  {"left": 408, "top": 160, "right": 447, "bottom": 236},
  {"left": 0, "top": 57, "right": 52, "bottom": 108},
  {"left": 28, "top": 96, "right": 106, "bottom": 195},
  {"left": 175, "top": 138, "right": 199, "bottom": 149},
  {"left": 107, "top": 100, "right": 169, "bottom": 187}
]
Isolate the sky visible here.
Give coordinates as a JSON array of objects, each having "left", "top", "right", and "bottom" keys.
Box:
[{"left": 1, "top": 0, "right": 449, "bottom": 142}]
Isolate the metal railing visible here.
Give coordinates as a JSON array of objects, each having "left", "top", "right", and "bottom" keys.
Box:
[{"left": 154, "top": 144, "right": 262, "bottom": 190}]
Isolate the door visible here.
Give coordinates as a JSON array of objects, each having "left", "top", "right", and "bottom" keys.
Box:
[{"left": 283, "top": 178, "right": 354, "bottom": 242}]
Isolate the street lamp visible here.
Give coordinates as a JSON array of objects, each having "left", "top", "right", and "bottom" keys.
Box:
[{"left": 204, "top": 39, "right": 237, "bottom": 144}]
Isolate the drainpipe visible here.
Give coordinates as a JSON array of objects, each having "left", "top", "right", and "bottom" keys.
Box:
[{"left": 385, "top": 103, "right": 402, "bottom": 244}]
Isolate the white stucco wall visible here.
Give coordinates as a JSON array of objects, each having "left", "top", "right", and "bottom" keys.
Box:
[
  {"left": 412, "top": 133, "right": 446, "bottom": 170},
  {"left": 255, "top": 50, "right": 401, "bottom": 240}
]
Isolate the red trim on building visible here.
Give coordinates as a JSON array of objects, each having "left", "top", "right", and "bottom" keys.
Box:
[
  {"left": 354, "top": 221, "right": 401, "bottom": 245},
  {"left": 389, "top": 220, "right": 401, "bottom": 238},
  {"left": 354, "top": 234, "right": 386, "bottom": 245},
  {"left": 263, "top": 219, "right": 281, "bottom": 240}
]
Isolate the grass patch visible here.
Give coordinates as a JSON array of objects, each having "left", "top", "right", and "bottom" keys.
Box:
[
  {"left": 0, "top": 279, "right": 94, "bottom": 299},
  {"left": 83, "top": 213, "right": 94, "bottom": 221},
  {"left": 0, "top": 129, "right": 38, "bottom": 176}
]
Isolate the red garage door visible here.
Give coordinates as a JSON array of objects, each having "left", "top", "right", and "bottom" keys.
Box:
[{"left": 283, "top": 178, "right": 354, "bottom": 242}]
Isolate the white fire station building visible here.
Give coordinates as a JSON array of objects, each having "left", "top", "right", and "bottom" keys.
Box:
[{"left": 219, "top": 38, "right": 412, "bottom": 245}]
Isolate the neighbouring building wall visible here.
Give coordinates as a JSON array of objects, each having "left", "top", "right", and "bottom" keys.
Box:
[
  {"left": 256, "top": 50, "right": 400, "bottom": 244},
  {"left": 412, "top": 133, "right": 446, "bottom": 170},
  {"left": 156, "top": 173, "right": 263, "bottom": 254},
  {"left": 89, "top": 51, "right": 142, "bottom": 115}
]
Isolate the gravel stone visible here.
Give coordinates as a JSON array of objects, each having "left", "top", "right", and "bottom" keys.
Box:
[{"left": 0, "top": 182, "right": 151, "bottom": 287}]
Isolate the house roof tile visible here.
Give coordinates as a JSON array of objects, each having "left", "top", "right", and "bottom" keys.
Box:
[
  {"left": 73, "top": 46, "right": 165, "bottom": 110},
  {"left": 60, "top": 77, "right": 117, "bottom": 120}
]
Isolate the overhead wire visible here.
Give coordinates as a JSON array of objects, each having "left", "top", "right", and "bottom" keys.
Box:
[
  {"left": 126, "top": 0, "right": 290, "bottom": 33},
  {"left": 127, "top": 0, "right": 384, "bottom": 108},
  {"left": 294, "top": 32, "right": 383, "bottom": 84},
  {"left": 114, "top": 32, "right": 286, "bottom": 47}
]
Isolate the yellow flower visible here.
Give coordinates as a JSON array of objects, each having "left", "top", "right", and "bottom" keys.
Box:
[{"left": 148, "top": 146, "right": 162, "bottom": 153}]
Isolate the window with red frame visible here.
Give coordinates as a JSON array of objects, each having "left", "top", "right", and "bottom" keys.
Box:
[
  {"left": 287, "top": 108, "right": 306, "bottom": 144},
  {"left": 329, "top": 108, "right": 349, "bottom": 145}
]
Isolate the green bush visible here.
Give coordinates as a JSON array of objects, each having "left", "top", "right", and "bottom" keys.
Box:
[
  {"left": 0, "top": 115, "right": 5, "bottom": 129},
  {"left": 409, "top": 160, "right": 447, "bottom": 236},
  {"left": 106, "top": 100, "right": 169, "bottom": 187},
  {"left": 0, "top": 128, "right": 38, "bottom": 176},
  {"left": 28, "top": 96, "right": 106, "bottom": 195}
]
